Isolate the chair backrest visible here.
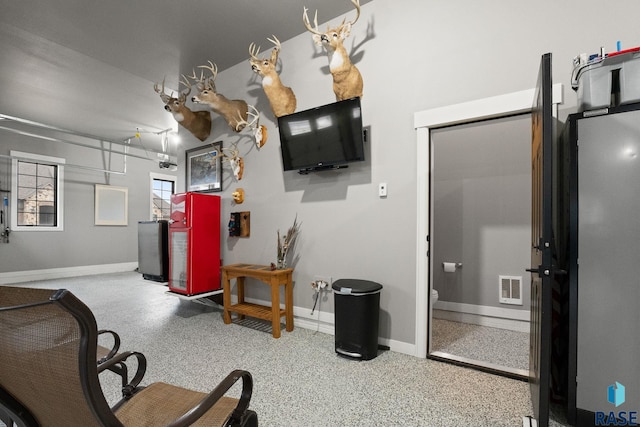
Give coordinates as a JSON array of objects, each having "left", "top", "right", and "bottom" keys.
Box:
[{"left": 0, "top": 286, "right": 123, "bottom": 426}]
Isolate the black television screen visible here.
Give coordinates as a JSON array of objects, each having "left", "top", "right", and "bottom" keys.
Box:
[{"left": 278, "top": 97, "right": 364, "bottom": 172}]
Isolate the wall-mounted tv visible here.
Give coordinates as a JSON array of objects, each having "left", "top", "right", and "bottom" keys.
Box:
[{"left": 277, "top": 97, "right": 364, "bottom": 174}]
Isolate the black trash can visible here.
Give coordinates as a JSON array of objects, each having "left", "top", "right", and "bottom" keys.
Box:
[{"left": 332, "top": 279, "right": 383, "bottom": 361}]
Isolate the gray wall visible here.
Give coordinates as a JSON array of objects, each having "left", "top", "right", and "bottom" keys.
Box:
[
  {"left": 2, "top": 0, "right": 640, "bottom": 348},
  {"left": 0, "top": 132, "right": 176, "bottom": 270},
  {"left": 431, "top": 115, "right": 531, "bottom": 310}
]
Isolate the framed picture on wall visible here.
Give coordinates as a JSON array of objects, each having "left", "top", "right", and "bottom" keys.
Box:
[
  {"left": 94, "top": 184, "right": 128, "bottom": 225},
  {"left": 185, "top": 142, "right": 223, "bottom": 192}
]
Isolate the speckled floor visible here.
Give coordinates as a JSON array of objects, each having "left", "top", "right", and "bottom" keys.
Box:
[
  {"left": 2, "top": 272, "right": 571, "bottom": 426},
  {"left": 431, "top": 318, "right": 530, "bottom": 371}
]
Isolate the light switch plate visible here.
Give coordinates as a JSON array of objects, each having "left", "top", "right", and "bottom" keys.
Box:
[{"left": 379, "top": 183, "right": 387, "bottom": 197}]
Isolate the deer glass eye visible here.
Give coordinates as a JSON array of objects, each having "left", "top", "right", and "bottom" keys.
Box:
[
  {"left": 263, "top": 61, "right": 269, "bottom": 66},
  {"left": 332, "top": 33, "right": 338, "bottom": 38}
]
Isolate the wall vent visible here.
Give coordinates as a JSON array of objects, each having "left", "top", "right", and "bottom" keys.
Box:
[{"left": 499, "top": 275, "right": 523, "bottom": 305}]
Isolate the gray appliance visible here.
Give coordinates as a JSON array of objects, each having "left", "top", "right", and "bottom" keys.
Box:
[
  {"left": 565, "top": 105, "right": 640, "bottom": 425},
  {"left": 137, "top": 220, "right": 169, "bottom": 282}
]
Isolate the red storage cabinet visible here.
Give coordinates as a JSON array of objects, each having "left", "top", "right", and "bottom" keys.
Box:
[{"left": 168, "top": 192, "right": 221, "bottom": 296}]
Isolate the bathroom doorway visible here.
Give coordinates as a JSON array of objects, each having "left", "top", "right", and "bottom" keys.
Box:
[
  {"left": 428, "top": 114, "right": 532, "bottom": 378},
  {"left": 414, "top": 85, "right": 564, "bottom": 377}
]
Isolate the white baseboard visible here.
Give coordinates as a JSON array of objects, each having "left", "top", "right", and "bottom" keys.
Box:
[
  {"left": 0, "top": 262, "right": 139, "bottom": 285},
  {"left": 243, "top": 295, "right": 417, "bottom": 357},
  {"left": 1, "top": 267, "right": 419, "bottom": 357},
  {"left": 433, "top": 301, "right": 530, "bottom": 333}
]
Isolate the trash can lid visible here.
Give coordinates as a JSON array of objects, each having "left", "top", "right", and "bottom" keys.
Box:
[{"left": 332, "top": 279, "right": 383, "bottom": 294}]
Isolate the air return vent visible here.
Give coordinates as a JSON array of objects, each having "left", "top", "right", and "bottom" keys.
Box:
[{"left": 499, "top": 275, "right": 523, "bottom": 305}]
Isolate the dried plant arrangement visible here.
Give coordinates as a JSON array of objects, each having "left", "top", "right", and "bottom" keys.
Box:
[{"left": 277, "top": 215, "right": 300, "bottom": 269}]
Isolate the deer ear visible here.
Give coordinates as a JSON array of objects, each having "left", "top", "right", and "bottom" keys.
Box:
[{"left": 340, "top": 22, "right": 352, "bottom": 39}]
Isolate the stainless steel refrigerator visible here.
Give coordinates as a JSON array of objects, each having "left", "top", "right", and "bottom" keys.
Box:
[
  {"left": 137, "top": 220, "right": 169, "bottom": 282},
  {"left": 565, "top": 104, "right": 640, "bottom": 425}
]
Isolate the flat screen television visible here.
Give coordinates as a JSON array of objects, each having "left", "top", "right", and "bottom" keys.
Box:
[{"left": 278, "top": 97, "right": 364, "bottom": 173}]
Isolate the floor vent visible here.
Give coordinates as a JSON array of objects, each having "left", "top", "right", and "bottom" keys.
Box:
[{"left": 499, "top": 275, "right": 523, "bottom": 305}]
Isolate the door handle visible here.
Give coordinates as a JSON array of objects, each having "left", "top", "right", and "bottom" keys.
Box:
[
  {"left": 526, "top": 267, "right": 567, "bottom": 276},
  {"left": 526, "top": 267, "right": 550, "bottom": 276}
]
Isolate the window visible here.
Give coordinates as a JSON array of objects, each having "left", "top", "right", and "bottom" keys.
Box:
[
  {"left": 11, "top": 151, "right": 65, "bottom": 231},
  {"left": 150, "top": 173, "right": 176, "bottom": 221}
]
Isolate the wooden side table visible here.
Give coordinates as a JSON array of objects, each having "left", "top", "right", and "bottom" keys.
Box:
[{"left": 221, "top": 263, "right": 294, "bottom": 338}]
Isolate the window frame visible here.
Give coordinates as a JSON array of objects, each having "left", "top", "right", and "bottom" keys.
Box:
[
  {"left": 149, "top": 172, "right": 176, "bottom": 221},
  {"left": 10, "top": 150, "right": 65, "bottom": 232}
]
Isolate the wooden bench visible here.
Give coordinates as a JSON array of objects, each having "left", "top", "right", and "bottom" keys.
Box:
[{"left": 221, "top": 264, "right": 294, "bottom": 338}]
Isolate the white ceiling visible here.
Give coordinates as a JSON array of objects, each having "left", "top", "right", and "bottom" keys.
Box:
[{"left": 0, "top": 0, "right": 371, "bottom": 148}]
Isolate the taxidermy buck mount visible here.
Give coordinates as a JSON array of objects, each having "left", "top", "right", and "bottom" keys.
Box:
[
  {"left": 235, "top": 105, "right": 267, "bottom": 148},
  {"left": 188, "top": 62, "right": 251, "bottom": 133},
  {"left": 303, "top": 0, "right": 363, "bottom": 101},
  {"left": 249, "top": 36, "right": 297, "bottom": 118},
  {"left": 224, "top": 147, "right": 245, "bottom": 181},
  {"left": 153, "top": 77, "right": 212, "bottom": 142}
]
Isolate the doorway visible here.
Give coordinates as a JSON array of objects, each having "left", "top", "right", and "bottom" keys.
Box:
[
  {"left": 413, "top": 86, "right": 564, "bottom": 377},
  {"left": 429, "top": 114, "right": 531, "bottom": 378}
]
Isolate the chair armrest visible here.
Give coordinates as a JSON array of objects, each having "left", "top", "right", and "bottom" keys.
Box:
[
  {"left": 97, "top": 329, "right": 121, "bottom": 364},
  {"left": 97, "top": 351, "right": 147, "bottom": 396},
  {"left": 0, "top": 386, "right": 39, "bottom": 427},
  {"left": 166, "top": 370, "right": 254, "bottom": 427}
]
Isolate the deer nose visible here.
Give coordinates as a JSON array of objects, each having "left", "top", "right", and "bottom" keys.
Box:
[
  {"left": 321, "top": 34, "right": 329, "bottom": 43},
  {"left": 191, "top": 96, "right": 198, "bottom": 103},
  {"left": 164, "top": 105, "right": 171, "bottom": 112},
  {"left": 251, "top": 65, "right": 258, "bottom": 71}
]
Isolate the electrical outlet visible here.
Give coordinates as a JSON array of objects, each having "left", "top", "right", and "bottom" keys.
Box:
[{"left": 313, "top": 276, "right": 332, "bottom": 291}]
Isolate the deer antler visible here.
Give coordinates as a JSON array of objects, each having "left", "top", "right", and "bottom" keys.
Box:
[
  {"left": 302, "top": 7, "right": 323, "bottom": 35},
  {"left": 222, "top": 147, "right": 239, "bottom": 160},
  {"left": 178, "top": 74, "right": 192, "bottom": 99},
  {"left": 186, "top": 68, "right": 207, "bottom": 91},
  {"left": 153, "top": 78, "right": 164, "bottom": 95},
  {"left": 235, "top": 106, "right": 260, "bottom": 132},
  {"left": 267, "top": 35, "right": 281, "bottom": 51},
  {"left": 154, "top": 78, "right": 172, "bottom": 103},
  {"left": 267, "top": 35, "right": 281, "bottom": 63},
  {"left": 223, "top": 147, "right": 244, "bottom": 180},
  {"left": 249, "top": 42, "right": 262, "bottom": 61},
  {"left": 345, "top": 0, "right": 361, "bottom": 27},
  {"left": 250, "top": 36, "right": 281, "bottom": 64},
  {"left": 198, "top": 61, "right": 218, "bottom": 83},
  {"left": 304, "top": 0, "right": 360, "bottom": 34},
  {"left": 248, "top": 105, "right": 261, "bottom": 126},
  {"left": 186, "top": 68, "right": 202, "bottom": 82},
  {"left": 235, "top": 106, "right": 267, "bottom": 148},
  {"left": 197, "top": 61, "right": 218, "bottom": 90}
]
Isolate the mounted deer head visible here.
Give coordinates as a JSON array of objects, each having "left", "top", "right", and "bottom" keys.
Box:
[
  {"left": 303, "top": 0, "right": 363, "bottom": 101},
  {"left": 224, "top": 147, "right": 245, "bottom": 181},
  {"left": 235, "top": 105, "right": 267, "bottom": 148},
  {"left": 249, "top": 36, "right": 297, "bottom": 118},
  {"left": 153, "top": 77, "right": 212, "bottom": 141},
  {"left": 188, "top": 62, "right": 249, "bottom": 133}
]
